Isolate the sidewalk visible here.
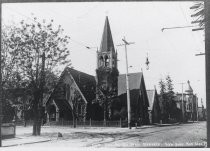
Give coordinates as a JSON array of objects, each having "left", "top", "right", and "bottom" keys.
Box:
[
  {"left": 3, "top": 134, "right": 52, "bottom": 147},
  {"left": 154, "top": 122, "right": 180, "bottom": 127},
  {"left": 2, "top": 122, "right": 182, "bottom": 147}
]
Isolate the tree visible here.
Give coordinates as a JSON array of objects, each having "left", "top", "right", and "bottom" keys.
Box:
[
  {"left": 159, "top": 75, "right": 178, "bottom": 123},
  {"left": 95, "top": 67, "right": 119, "bottom": 122},
  {"left": 159, "top": 79, "right": 166, "bottom": 95},
  {"left": 2, "top": 24, "right": 20, "bottom": 88},
  {"left": 165, "top": 75, "right": 177, "bottom": 120},
  {"left": 158, "top": 78, "right": 168, "bottom": 123},
  {"left": 2, "top": 24, "right": 29, "bottom": 123},
  {"left": 4, "top": 17, "right": 71, "bottom": 135},
  {"left": 190, "top": 2, "right": 204, "bottom": 31}
]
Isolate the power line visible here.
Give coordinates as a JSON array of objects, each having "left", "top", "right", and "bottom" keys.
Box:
[
  {"left": 152, "top": 3, "right": 178, "bottom": 52},
  {"left": 77, "top": 3, "right": 99, "bottom": 19},
  {"left": 178, "top": 2, "right": 204, "bottom": 54},
  {"left": 4, "top": 5, "right": 99, "bottom": 53},
  {"left": 179, "top": 3, "right": 188, "bottom": 23},
  {"left": 4, "top": 5, "right": 39, "bottom": 23}
]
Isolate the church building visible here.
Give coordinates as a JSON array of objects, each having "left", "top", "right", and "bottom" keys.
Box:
[{"left": 45, "top": 16, "right": 150, "bottom": 126}]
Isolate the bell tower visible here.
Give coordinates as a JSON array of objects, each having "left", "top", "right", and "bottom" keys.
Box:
[
  {"left": 97, "top": 16, "right": 118, "bottom": 69},
  {"left": 96, "top": 16, "right": 119, "bottom": 119}
]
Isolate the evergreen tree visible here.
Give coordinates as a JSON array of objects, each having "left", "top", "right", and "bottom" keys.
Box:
[
  {"left": 158, "top": 79, "right": 168, "bottom": 123},
  {"left": 159, "top": 79, "right": 166, "bottom": 95},
  {"left": 166, "top": 75, "right": 176, "bottom": 120}
]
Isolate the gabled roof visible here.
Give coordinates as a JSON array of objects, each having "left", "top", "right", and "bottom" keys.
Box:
[
  {"left": 147, "top": 90, "right": 156, "bottom": 111},
  {"left": 100, "top": 16, "right": 115, "bottom": 53},
  {"left": 46, "top": 67, "right": 96, "bottom": 108},
  {"left": 65, "top": 67, "right": 96, "bottom": 103},
  {"left": 118, "top": 72, "right": 143, "bottom": 96},
  {"left": 118, "top": 72, "right": 149, "bottom": 108}
]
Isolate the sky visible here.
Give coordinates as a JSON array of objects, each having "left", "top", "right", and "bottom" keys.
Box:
[{"left": 2, "top": 2, "right": 206, "bottom": 107}]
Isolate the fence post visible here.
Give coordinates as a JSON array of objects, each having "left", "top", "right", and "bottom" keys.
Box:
[
  {"left": 120, "top": 118, "right": 122, "bottom": 128},
  {"left": 90, "top": 118, "right": 91, "bottom": 127}
]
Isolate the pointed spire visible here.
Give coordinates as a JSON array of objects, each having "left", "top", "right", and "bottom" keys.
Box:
[
  {"left": 185, "top": 80, "right": 193, "bottom": 94},
  {"left": 100, "top": 16, "right": 115, "bottom": 53}
]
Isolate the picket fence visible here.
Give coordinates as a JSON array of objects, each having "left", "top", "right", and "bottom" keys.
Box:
[{"left": 44, "top": 119, "right": 126, "bottom": 127}]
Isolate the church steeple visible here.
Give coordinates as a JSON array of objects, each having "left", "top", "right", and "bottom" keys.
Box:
[
  {"left": 95, "top": 16, "right": 119, "bottom": 120},
  {"left": 97, "top": 16, "right": 117, "bottom": 69},
  {"left": 100, "top": 16, "right": 115, "bottom": 53}
]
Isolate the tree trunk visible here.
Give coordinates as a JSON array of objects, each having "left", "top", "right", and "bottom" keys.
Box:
[
  {"left": 32, "top": 95, "right": 38, "bottom": 136},
  {"left": 103, "top": 102, "right": 107, "bottom": 126},
  {"left": 33, "top": 52, "right": 45, "bottom": 135},
  {"left": 72, "top": 109, "right": 76, "bottom": 128},
  {"left": 33, "top": 108, "right": 42, "bottom": 135},
  {"left": 32, "top": 90, "right": 42, "bottom": 136}
]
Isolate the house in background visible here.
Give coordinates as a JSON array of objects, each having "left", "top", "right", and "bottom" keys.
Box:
[
  {"left": 184, "top": 80, "right": 198, "bottom": 121},
  {"left": 174, "top": 80, "right": 198, "bottom": 122},
  {"left": 147, "top": 89, "right": 161, "bottom": 124}
]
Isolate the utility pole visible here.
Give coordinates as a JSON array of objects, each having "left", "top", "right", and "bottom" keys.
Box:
[
  {"left": 205, "top": 1, "right": 210, "bottom": 147},
  {"left": 178, "top": 82, "right": 186, "bottom": 123},
  {"left": 117, "top": 37, "right": 134, "bottom": 129},
  {"left": 196, "top": 94, "right": 198, "bottom": 122},
  {"left": 0, "top": 3, "right": 2, "bottom": 147},
  {"left": 192, "top": 94, "right": 194, "bottom": 122}
]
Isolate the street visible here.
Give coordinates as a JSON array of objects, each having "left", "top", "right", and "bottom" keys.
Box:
[{"left": 3, "top": 121, "right": 206, "bottom": 148}]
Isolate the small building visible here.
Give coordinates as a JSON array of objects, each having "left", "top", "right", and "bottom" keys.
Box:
[
  {"left": 117, "top": 73, "right": 150, "bottom": 125},
  {"left": 45, "top": 67, "right": 96, "bottom": 122},
  {"left": 147, "top": 89, "right": 161, "bottom": 124}
]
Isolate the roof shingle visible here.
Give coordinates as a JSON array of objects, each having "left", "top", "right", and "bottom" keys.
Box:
[{"left": 118, "top": 72, "right": 143, "bottom": 96}]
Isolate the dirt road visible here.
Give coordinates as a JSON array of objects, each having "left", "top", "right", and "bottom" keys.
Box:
[{"left": 3, "top": 121, "right": 206, "bottom": 148}]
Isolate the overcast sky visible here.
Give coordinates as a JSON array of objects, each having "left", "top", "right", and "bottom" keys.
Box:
[{"left": 2, "top": 2, "right": 206, "bottom": 107}]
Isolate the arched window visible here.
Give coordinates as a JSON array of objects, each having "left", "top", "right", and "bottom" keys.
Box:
[
  {"left": 104, "top": 55, "right": 109, "bottom": 67},
  {"left": 66, "top": 84, "right": 70, "bottom": 101},
  {"left": 99, "top": 56, "right": 103, "bottom": 67},
  {"left": 49, "top": 105, "right": 56, "bottom": 121}
]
